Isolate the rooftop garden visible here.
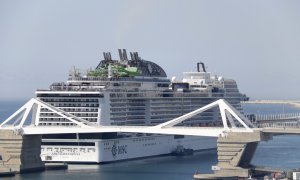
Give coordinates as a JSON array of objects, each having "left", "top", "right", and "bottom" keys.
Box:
[{"left": 87, "top": 63, "right": 140, "bottom": 78}]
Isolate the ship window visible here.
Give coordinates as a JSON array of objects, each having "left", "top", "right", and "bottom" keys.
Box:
[
  {"left": 79, "top": 133, "right": 117, "bottom": 139},
  {"left": 157, "top": 83, "right": 169, "bottom": 87},
  {"left": 42, "top": 133, "right": 77, "bottom": 139},
  {"left": 174, "top": 135, "right": 184, "bottom": 139}
]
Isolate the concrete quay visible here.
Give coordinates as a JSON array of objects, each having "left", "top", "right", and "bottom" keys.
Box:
[
  {"left": 194, "top": 128, "right": 300, "bottom": 179},
  {"left": 0, "top": 129, "right": 45, "bottom": 175},
  {"left": 194, "top": 130, "right": 273, "bottom": 179},
  {"left": 0, "top": 129, "right": 68, "bottom": 177}
]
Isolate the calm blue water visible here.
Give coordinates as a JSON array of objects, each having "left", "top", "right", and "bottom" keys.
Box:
[{"left": 1, "top": 101, "right": 300, "bottom": 180}]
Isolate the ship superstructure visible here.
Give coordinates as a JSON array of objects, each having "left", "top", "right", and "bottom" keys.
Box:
[{"left": 36, "top": 49, "right": 247, "bottom": 163}]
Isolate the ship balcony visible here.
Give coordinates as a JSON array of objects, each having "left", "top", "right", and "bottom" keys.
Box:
[
  {"left": 71, "top": 114, "right": 98, "bottom": 117},
  {"left": 110, "top": 114, "right": 145, "bottom": 118},
  {"left": 62, "top": 109, "right": 98, "bottom": 112},
  {"left": 111, "top": 109, "right": 145, "bottom": 114},
  {"left": 46, "top": 86, "right": 103, "bottom": 92},
  {"left": 50, "top": 104, "right": 99, "bottom": 108},
  {"left": 39, "top": 113, "right": 98, "bottom": 118},
  {"left": 124, "top": 121, "right": 147, "bottom": 125},
  {"left": 150, "top": 109, "right": 214, "bottom": 114},
  {"left": 39, "top": 117, "right": 98, "bottom": 122},
  {"left": 150, "top": 113, "right": 182, "bottom": 118},
  {"left": 38, "top": 123, "right": 78, "bottom": 126},
  {"left": 39, "top": 118, "right": 71, "bottom": 122},
  {"left": 40, "top": 98, "right": 99, "bottom": 102},
  {"left": 110, "top": 104, "right": 146, "bottom": 108},
  {"left": 111, "top": 105, "right": 146, "bottom": 110},
  {"left": 149, "top": 104, "right": 206, "bottom": 108}
]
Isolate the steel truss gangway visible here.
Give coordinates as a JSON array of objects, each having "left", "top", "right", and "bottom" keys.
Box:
[{"left": 0, "top": 98, "right": 255, "bottom": 136}]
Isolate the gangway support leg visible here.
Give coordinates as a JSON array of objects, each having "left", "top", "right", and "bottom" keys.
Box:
[
  {"left": 194, "top": 130, "right": 273, "bottom": 179},
  {"left": 0, "top": 130, "right": 45, "bottom": 173}
]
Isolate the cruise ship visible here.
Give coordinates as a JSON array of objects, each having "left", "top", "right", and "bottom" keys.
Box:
[{"left": 36, "top": 49, "right": 248, "bottom": 163}]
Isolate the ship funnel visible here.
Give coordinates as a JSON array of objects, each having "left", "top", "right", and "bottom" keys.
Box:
[
  {"left": 103, "top": 52, "right": 112, "bottom": 60},
  {"left": 130, "top": 52, "right": 141, "bottom": 61},
  {"left": 197, "top": 62, "right": 206, "bottom": 72},
  {"left": 118, "top": 49, "right": 123, "bottom": 60},
  {"left": 122, "top": 49, "right": 128, "bottom": 60},
  {"left": 118, "top": 49, "right": 128, "bottom": 61}
]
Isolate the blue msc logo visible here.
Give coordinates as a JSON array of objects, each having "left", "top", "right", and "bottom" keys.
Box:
[
  {"left": 111, "top": 142, "right": 127, "bottom": 158},
  {"left": 111, "top": 144, "right": 117, "bottom": 158}
]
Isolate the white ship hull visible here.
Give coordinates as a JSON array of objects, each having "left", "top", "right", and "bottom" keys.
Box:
[{"left": 41, "top": 135, "right": 216, "bottom": 163}]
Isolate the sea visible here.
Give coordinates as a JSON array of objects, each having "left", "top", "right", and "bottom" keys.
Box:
[{"left": 1, "top": 100, "right": 300, "bottom": 180}]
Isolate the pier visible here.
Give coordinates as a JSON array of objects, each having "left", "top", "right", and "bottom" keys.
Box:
[
  {"left": 194, "top": 128, "right": 300, "bottom": 179},
  {"left": 1, "top": 98, "right": 300, "bottom": 178},
  {"left": 0, "top": 130, "right": 44, "bottom": 174}
]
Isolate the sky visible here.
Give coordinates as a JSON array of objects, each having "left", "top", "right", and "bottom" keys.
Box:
[{"left": 0, "top": 0, "right": 300, "bottom": 101}]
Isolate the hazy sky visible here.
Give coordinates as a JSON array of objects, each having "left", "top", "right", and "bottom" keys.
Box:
[{"left": 1, "top": 0, "right": 300, "bottom": 100}]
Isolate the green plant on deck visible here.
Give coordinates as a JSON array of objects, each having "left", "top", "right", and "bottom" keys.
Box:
[
  {"left": 87, "top": 63, "right": 140, "bottom": 77},
  {"left": 87, "top": 68, "right": 108, "bottom": 77},
  {"left": 111, "top": 64, "right": 140, "bottom": 77}
]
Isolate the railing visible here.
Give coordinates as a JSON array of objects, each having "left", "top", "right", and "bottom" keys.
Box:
[
  {"left": 68, "top": 76, "right": 170, "bottom": 82},
  {"left": 253, "top": 113, "right": 300, "bottom": 121},
  {"left": 258, "top": 122, "right": 300, "bottom": 128},
  {"left": 249, "top": 112, "right": 300, "bottom": 128}
]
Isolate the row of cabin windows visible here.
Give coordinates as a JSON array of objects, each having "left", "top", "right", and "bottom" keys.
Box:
[
  {"left": 40, "top": 113, "right": 98, "bottom": 117},
  {"left": 40, "top": 108, "right": 98, "bottom": 112},
  {"left": 49, "top": 103, "right": 99, "bottom": 107},
  {"left": 41, "top": 98, "right": 99, "bottom": 102},
  {"left": 39, "top": 118, "right": 97, "bottom": 122},
  {"left": 37, "top": 94, "right": 103, "bottom": 97}
]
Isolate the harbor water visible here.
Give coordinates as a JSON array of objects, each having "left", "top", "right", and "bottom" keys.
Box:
[{"left": 1, "top": 100, "right": 300, "bottom": 180}]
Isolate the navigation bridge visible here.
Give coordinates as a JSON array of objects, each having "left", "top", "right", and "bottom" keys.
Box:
[{"left": 1, "top": 99, "right": 300, "bottom": 178}]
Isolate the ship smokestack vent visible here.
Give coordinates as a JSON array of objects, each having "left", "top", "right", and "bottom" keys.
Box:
[
  {"left": 118, "top": 49, "right": 123, "bottom": 60},
  {"left": 118, "top": 49, "right": 129, "bottom": 61},
  {"left": 130, "top": 52, "right": 134, "bottom": 60},
  {"left": 130, "top": 52, "right": 141, "bottom": 61},
  {"left": 197, "top": 62, "right": 206, "bottom": 72},
  {"left": 122, "top": 49, "right": 128, "bottom": 60},
  {"left": 103, "top": 52, "right": 112, "bottom": 60}
]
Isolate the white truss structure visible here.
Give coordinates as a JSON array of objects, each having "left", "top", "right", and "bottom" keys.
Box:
[
  {"left": 0, "top": 98, "right": 255, "bottom": 136},
  {"left": 155, "top": 99, "right": 254, "bottom": 130}
]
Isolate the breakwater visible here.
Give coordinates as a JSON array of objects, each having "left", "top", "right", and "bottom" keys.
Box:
[{"left": 243, "top": 100, "right": 300, "bottom": 108}]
